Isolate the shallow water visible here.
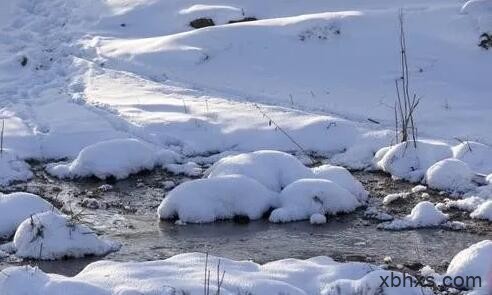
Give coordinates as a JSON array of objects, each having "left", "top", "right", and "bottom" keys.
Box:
[{"left": 0, "top": 167, "right": 490, "bottom": 277}]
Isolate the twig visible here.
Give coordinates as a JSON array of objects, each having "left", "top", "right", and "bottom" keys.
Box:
[{"left": 0, "top": 119, "right": 4, "bottom": 156}]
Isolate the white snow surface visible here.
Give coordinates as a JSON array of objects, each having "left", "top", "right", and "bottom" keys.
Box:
[
  {"left": 0, "top": 192, "right": 56, "bottom": 239},
  {"left": 425, "top": 159, "right": 474, "bottom": 193},
  {"left": 446, "top": 240, "right": 492, "bottom": 291},
  {"left": 269, "top": 179, "right": 361, "bottom": 223},
  {"left": 375, "top": 141, "right": 453, "bottom": 182},
  {"left": 47, "top": 138, "right": 181, "bottom": 179},
  {"left": 0, "top": 252, "right": 433, "bottom": 295},
  {"left": 8, "top": 211, "right": 120, "bottom": 260},
  {"left": 311, "top": 164, "right": 368, "bottom": 202},
  {"left": 158, "top": 175, "right": 278, "bottom": 223},
  {"left": 381, "top": 201, "right": 448, "bottom": 230},
  {"left": 470, "top": 200, "right": 492, "bottom": 221},
  {"left": 0, "top": 150, "right": 33, "bottom": 186},
  {"left": 453, "top": 141, "right": 492, "bottom": 175}
]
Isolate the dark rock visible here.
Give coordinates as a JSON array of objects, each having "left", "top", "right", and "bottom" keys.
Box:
[
  {"left": 20, "top": 56, "right": 28, "bottom": 67},
  {"left": 233, "top": 215, "right": 250, "bottom": 224},
  {"left": 190, "top": 18, "right": 215, "bottom": 29},
  {"left": 228, "top": 17, "right": 257, "bottom": 24}
]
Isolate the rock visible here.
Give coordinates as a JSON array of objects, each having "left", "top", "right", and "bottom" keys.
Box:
[{"left": 190, "top": 18, "right": 215, "bottom": 29}]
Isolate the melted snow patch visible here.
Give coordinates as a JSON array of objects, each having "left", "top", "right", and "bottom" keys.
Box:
[
  {"left": 47, "top": 138, "right": 181, "bottom": 180},
  {"left": 158, "top": 175, "right": 278, "bottom": 223},
  {"left": 425, "top": 159, "right": 474, "bottom": 193},
  {"left": 381, "top": 201, "right": 448, "bottom": 230},
  {"left": 0, "top": 192, "right": 56, "bottom": 239},
  {"left": 7, "top": 211, "right": 120, "bottom": 260},
  {"left": 269, "top": 178, "right": 361, "bottom": 223},
  {"left": 375, "top": 141, "right": 452, "bottom": 182}
]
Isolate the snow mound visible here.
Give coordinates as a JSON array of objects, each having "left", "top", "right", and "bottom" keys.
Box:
[
  {"left": 383, "top": 192, "right": 409, "bottom": 205},
  {"left": 47, "top": 138, "right": 180, "bottom": 180},
  {"left": 453, "top": 141, "right": 492, "bottom": 175},
  {"left": 269, "top": 179, "right": 360, "bottom": 223},
  {"left": 0, "top": 252, "right": 432, "bottom": 295},
  {"left": 310, "top": 213, "right": 327, "bottom": 225},
  {"left": 446, "top": 240, "right": 492, "bottom": 290},
  {"left": 312, "top": 164, "right": 368, "bottom": 202},
  {"left": 375, "top": 141, "right": 453, "bottom": 182},
  {"left": 9, "top": 211, "right": 120, "bottom": 260},
  {"left": 0, "top": 150, "right": 33, "bottom": 186},
  {"left": 206, "top": 150, "right": 312, "bottom": 192},
  {"left": 158, "top": 175, "right": 278, "bottom": 223},
  {"left": 425, "top": 159, "right": 474, "bottom": 193},
  {"left": 0, "top": 192, "right": 55, "bottom": 239},
  {"left": 438, "top": 196, "right": 485, "bottom": 212},
  {"left": 470, "top": 200, "right": 492, "bottom": 221},
  {"left": 381, "top": 201, "right": 448, "bottom": 230}
]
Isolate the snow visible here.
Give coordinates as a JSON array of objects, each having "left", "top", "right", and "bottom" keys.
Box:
[
  {"left": 157, "top": 175, "right": 278, "bottom": 223},
  {"left": 446, "top": 240, "right": 492, "bottom": 291},
  {"left": 470, "top": 200, "right": 492, "bottom": 221},
  {"left": 0, "top": 252, "right": 432, "bottom": 295},
  {"left": 425, "top": 159, "right": 474, "bottom": 193},
  {"left": 6, "top": 211, "right": 120, "bottom": 260},
  {"left": 309, "top": 213, "right": 327, "bottom": 225},
  {"left": 0, "top": 150, "right": 33, "bottom": 186},
  {"left": 47, "top": 138, "right": 180, "bottom": 180},
  {"left": 311, "top": 164, "right": 368, "bottom": 202},
  {"left": 381, "top": 201, "right": 448, "bottom": 230},
  {"left": 437, "top": 196, "right": 485, "bottom": 212},
  {"left": 383, "top": 192, "right": 410, "bottom": 205},
  {"left": 179, "top": 4, "right": 244, "bottom": 26},
  {"left": 0, "top": 192, "right": 56, "bottom": 239},
  {"left": 269, "top": 179, "right": 361, "bottom": 223},
  {"left": 453, "top": 141, "right": 492, "bottom": 175},
  {"left": 375, "top": 141, "right": 453, "bottom": 182},
  {"left": 411, "top": 185, "right": 427, "bottom": 193},
  {"left": 206, "top": 150, "right": 312, "bottom": 192}
]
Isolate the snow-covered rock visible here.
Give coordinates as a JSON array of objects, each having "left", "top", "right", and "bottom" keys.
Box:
[
  {"left": 206, "top": 150, "right": 312, "bottom": 191},
  {"left": 0, "top": 192, "right": 55, "bottom": 239},
  {"left": 381, "top": 201, "right": 448, "bottom": 230},
  {"left": 269, "top": 178, "right": 361, "bottom": 223},
  {"left": 437, "top": 196, "right": 485, "bottom": 212},
  {"left": 0, "top": 150, "right": 32, "bottom": 186},
  {"left": 8, "top": 211, "right": 120, "bottom": 260},
  {"left": 470, "top": 200, "right": 492, "bottom": 221},
  {"left": 310, "top": 213, "right": 327, "bottom": 225},
  {"left": 179, "top": 4, "right": 245, "bottom": 26},
  {"left": 383, "top": 192, "right": 410, "bottom": 205},
  {"left": 453, "top": 141, "right": 492, "bottom": 175},
  {"left": 375, "top": 141, "right": 452, "bottom": 182},
  {"left": 47, "top": 138, "right": 180, "bottom": 180},
  {"left": 425, "top": 159, "right": 474, "bottom": 193},
  {"left": 312, "top": 164, "right": 368, "bottom": 202},
  {"left": 158, "top": 175, "right": 278, "bottom": 223},
  {"left": 446, "top": 240, "right": 492, "bottom": 290},
  {"left": 0, "top": 252, "right": 432, "bottom": 295}
]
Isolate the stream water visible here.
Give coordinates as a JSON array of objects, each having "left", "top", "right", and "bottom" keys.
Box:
[{"left": 0, "top": 165, "right": 490, "bottom": 277}]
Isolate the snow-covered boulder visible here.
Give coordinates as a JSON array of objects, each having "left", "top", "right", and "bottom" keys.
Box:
[
  {"left": 446, "top": 240, "right": 492, "bottom": 290},
  {"left": 47, "top": 138, "right": 180, "bottom": 180},
  {"left": 470, "top": 200, "right": 492, "bottom": 221},
  {"left": 425, "top": 159, "right": 474, "bottom": 193},
  {"left": 269, "top": 178, "right": 361, "bottom": 223},
  {"left": 0, "top": 192, "right": 55, "bottom": 239},
  {"left": 453, "top": 141, "right": 492, "bottom": 175},
  {"left": 312, "top": 164, "right": 368, "bottom": 202},
  {"left": 375, "top": 141, "right": 452, "bottom": 182},
  {"left": 381, "top": 201, "right": 448, "bottom": 230},
  {"left": 8, "top": 211, "right": 120, "bottom": 260},
  {"left": 0, "top": 150, "right": 32, "bottom": 186},
  {"left": 158, "top": 175, "right": 278, "bottom": 223},
  {"left": 206, "top": 150, "right": 312, "bottom": 191}
]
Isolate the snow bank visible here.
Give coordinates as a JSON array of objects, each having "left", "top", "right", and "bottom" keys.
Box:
[
  {"left": 470, "top": 200, "right": 492, "bottom": 221},
  {"left": 47, "top": 138, "right": 180, "bottom": 180},
  {"left": 158, "top": 175, "right": 278, "bottom": 223},
  {"left": 206, "top": 150, "right": 312, "bottom": 191},
  {"left": 0, "top": 252, "right": 432, "bottom": 295},
  {"left": 446, "top": 240, "right": 492, "bottom": 290},
  {"left": 375, "top": 141, "right": 452, "bottom": 182},
  {"left": 0, "top": 150, "right": 32, "bottom": 186},
  {"left": 312, "top": 164, "right": 368, "bottom": 202},
  {"left": 425, "top": 159, "right": 474, "bottom": 193},
  {"left": 381, "top": 201, "right": 448, "bottom": 230},
  {"left": 8, "top": 211, "right": 120, "bottom": 260},
  {"left": 269, "top": 179, "right": 360, "bottom": 223},
  {"left": 0, "top": 192, "right": 55, "bottom": 239},
  {"left": 453, "top": 141, "right": 492, "bottom": 175}
]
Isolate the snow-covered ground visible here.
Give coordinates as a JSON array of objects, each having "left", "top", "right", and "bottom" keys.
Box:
[{"left": 1, "top": 0, "right": 492, "bottom": 293}]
